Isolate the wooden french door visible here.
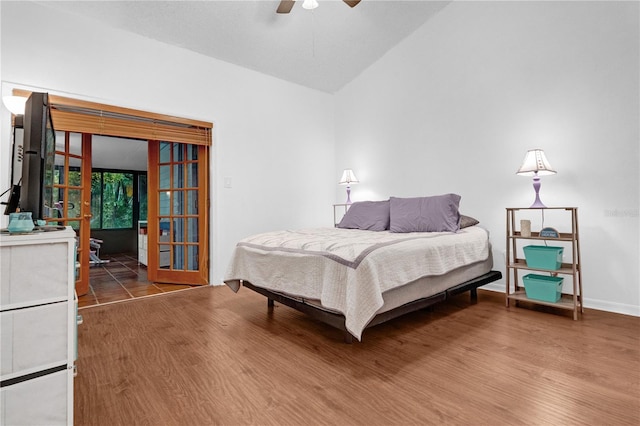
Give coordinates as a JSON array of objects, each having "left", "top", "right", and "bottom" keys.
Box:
[
  {"left": 44, "top": 132, "right": 92, "bottom": 296},
  {"left": 147, "top": 141, "right": 209, "bottom": 285}
]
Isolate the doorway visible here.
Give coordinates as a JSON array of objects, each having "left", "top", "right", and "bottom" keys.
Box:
[
  {"left": 48, "top": 132, "right": 210, "bottom": 297},
  {"left": 13, "top": 89, "right": 213, "bottom": 296}
]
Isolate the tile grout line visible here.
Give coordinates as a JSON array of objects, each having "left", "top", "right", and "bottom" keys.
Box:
[
  {"left": 113, "top": 256, "right": 168, "bottom": 293},
  {"left": 117, "top": 254, "right": 179, "bottom": 294},
  {"left": 87, "top": 284, "right": 99, "bottom": 306},
  {"left": 80, "top": 252, "right": 197, "bottom": 308},
  {"left": 101, "top": 261, "right": 135, "bottom": 300}
]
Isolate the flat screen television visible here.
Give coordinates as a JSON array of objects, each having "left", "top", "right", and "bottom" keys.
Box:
[{"left": 16, "top": 92, "right": 56, "bottom": 221}]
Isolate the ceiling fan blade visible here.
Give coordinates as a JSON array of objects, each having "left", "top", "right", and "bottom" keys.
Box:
[
  {"left": 277, "top": 0, "right": 296, "bottom": 14},
  {"left": 343, "top": 0, "right": 361, "bottom": 7}
]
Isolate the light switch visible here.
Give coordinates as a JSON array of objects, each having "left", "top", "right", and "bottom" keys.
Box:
[{"left": 224, "top": 176, "right": 232, "bottom": 189}]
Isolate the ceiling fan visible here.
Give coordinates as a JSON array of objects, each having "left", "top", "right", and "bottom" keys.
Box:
[{"left": 277, "top": 0, "right": 361, "bottom": 14}]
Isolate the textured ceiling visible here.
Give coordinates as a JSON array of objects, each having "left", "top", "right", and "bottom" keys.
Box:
[{"left": 37, "top": 0, "right": 450, "bottom": 93}]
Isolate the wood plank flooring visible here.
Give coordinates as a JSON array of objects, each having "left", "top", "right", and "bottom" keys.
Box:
[{"left": 74, "top": 286, "right": 640, "bottom": 425}]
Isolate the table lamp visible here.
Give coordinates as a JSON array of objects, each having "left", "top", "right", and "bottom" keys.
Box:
[
  {"left": 516, "top": 149, "right": 556, "bottom": 208},
  {"left": 339, "top": 169, "right": 359, "bottom": 204}
]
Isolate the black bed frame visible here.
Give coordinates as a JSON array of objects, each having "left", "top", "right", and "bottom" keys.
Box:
[{"left": 242, "top": 270, "right": 502, "bottom": 343}]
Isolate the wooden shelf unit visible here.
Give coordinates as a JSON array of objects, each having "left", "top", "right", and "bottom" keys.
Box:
[{"left": 505, "top": 207, "right": 583, "bottom": 320}]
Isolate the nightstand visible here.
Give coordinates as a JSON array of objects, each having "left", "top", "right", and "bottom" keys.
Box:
[{"left": 333, "top": 203, "right": 350, "bottom": 227}]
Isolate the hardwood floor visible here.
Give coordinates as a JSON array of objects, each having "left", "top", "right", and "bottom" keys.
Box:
[{"left": 74, "top": 287, "right": 640, "bottom": 425}]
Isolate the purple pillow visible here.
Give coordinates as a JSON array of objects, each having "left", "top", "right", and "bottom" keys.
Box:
[
  {"left": 389, "top": 194, "right": 461, "bottom": 233},
  {"left": 337, "top": 200, "right": 390, "bottom": 231}
]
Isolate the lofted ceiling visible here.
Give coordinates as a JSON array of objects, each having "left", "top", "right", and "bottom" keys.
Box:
[
  {"left": 33, "top": 0, "right": 451, "bottom": 170},
  {"left": 36, "top": 0, "right": 451, "bottom": 93}
]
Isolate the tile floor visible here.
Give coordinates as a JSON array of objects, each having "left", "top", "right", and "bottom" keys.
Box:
[{"left": 78, "top": 253, "right": 196, "bottom": 309}]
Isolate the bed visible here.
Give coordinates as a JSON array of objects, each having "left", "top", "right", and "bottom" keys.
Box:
[{"left": 224, "top": 207, "right": 502, "bottom": 342}]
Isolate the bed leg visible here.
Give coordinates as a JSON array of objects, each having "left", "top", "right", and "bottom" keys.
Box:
[
  {"left": 267, "top": 298, "right": 274, "bottom": 309},
  {"left": 470, "top": 288, "right": 478, "bottom": 303}
]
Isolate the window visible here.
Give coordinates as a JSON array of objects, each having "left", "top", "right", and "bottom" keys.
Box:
[{"left": 91, "top": 171, "right": 135, "bottom": 229}]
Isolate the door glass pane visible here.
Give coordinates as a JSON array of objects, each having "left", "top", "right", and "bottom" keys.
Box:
[
  {"left": 159, "top": 217, "right": 171, "bottom": 269},
  {"left": 159, "top": 142, "right": 171, "bottom": 163},
  {"left": 173, "top": 245, "right": 184, "bottom": 270},
  {"left": 173, "top": 191, "right": 184, "bottom": 215},
  {"left": 159, "top": 191, "right": 170, "bottom": 215},
  {"left": 159, "top": 165, "right": 170, "bottom": 189},
  {"left": 51, "top": 189, "right": 65, "bottom": 221},
  {"left": 187, "top": 190, "right": 198, "bottom": 215},
  {"left": 68, "top": 189, "right": 82, "bottom": 221},
  {"left": 187, "top": 163, "right": 197, "bottom": 187},
  {"left": 69, "top": 169, "right": 82, "bottom": 187},
  {"left": 91, "top": 172, "right": 102, "bottom": 229},
  {"left": 54, "top": 162, "right": 64, "bottom": 184},
  {"left": 187, "top": 145, "right": 198, "bottom": 161},
  {"left": 69, "top": 155, "right": 81, "bottom": 170},
  {"left": 187, "top": 218, "right": 198, "bottom": 242},
  {"left": 159, "top": 218, "right": 170, "bottom": 238},
  {"left": 69, "top": 133, "right": 82, "bottom": 156},
  {"left": 159, "top": 244, "right": 170, "bottom": 269},
  {"left": 173, "top": 164, "right": 184, "bottom": 188},
  {"left": 174, "top": 218, "right": 184, "bottom": 242},
  {"left": 173, "top": 143, "right": 183, "bottom": 162},
  {"left": 187, "top": 245, "right": 198, "bottom": 271}
]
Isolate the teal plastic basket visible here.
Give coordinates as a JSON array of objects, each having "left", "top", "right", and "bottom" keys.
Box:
[
  {"left": 523, "top": 245, "right": 563, "bottom": 270},
  {"left": 523, "top": 274, "right": 563, "bottom": 302}
]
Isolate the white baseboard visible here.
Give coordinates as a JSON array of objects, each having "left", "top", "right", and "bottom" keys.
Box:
[
  {"left": 481, "top": 281, "right": 640, "bottom": 317},
  {"left": 581, "top": 298, "right": 640, "bottom": 317}
]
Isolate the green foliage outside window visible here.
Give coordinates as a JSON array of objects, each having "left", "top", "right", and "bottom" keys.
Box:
[
  {"left": 91, "top": 171, "right": 134, "bottom": 229},
  {"left": 138, "top": 174, "right": 148, "bottom": 221}
]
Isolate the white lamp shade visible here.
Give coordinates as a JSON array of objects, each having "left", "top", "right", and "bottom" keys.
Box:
[
  {"left": 339, "top": 169, "right": 359, "bottom": 185},
  {"left": 2, "top": 95, "right": 28, "bottom": 115},
  {"left": 302, "top": 0, "right": 319, "bottom": 10},
  {"left": 516, "top": 149, "right": 556, "bottom": 176}
]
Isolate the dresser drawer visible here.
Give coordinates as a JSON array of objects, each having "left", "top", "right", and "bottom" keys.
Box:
[
  {"left": 1, "top": 302, "right": 69, "bottom": 378},
  {"left": 1, "top": 368, "right": 71, "bottom": 426},
  {"left": 1, "top": 242, "right": 69, "bottom": 307}
]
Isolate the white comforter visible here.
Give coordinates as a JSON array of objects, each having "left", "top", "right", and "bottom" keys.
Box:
[{"left": 224, "top": 226, "right": 490, "bottom": 340}]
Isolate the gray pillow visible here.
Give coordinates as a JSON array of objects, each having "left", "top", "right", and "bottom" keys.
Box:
[
  {"left": 460, "top": 214, "right": 480, "bottom": 229},
  {"left": 389, "top": 194, "right": 461, "bottom": 233},
  {"left": 337, "top": 200, "right": 390, "bottom": 231}
]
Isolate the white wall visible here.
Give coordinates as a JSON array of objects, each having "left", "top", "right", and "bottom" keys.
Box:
[
  {"left": 335, "top": 1, "right": 639, "bottom": 315},
  {"left": 0, "top": 1, "right": 336, "bottom": 284}
]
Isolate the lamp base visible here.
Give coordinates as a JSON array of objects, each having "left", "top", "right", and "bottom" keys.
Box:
[
  {"left": 345, "top": 186, "right": 353, "bottom": 204},
  {"left": 530, "top": 173, "right": 547, "bottom": 208},
  {"left": 529, "top": 198, "right": 547, "bottom": 208}
]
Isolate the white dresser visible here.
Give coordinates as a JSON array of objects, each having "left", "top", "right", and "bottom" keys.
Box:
[{"left": 0, "top": 227, "right": 76, "bottom": 426}]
